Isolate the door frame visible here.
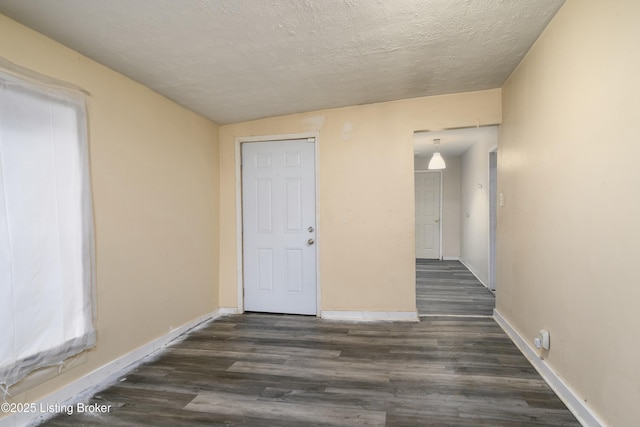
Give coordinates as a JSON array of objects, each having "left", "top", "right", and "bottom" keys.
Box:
[
  {"left": 488, "top": 146, "right": 498, "bottom": 291},
  {"left": 414, "top": 169, "right": 443, "bottom": 260},
  {"left": 235, "top": 132, "right": 321, "bottom": 315}
]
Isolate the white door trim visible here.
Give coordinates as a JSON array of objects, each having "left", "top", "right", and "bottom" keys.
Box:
[
  {"left": 414, "top": 169, "right": 443, "bottom": 260},
  {"left": 235, "top": 132, "right": 321, "bottom": 315},
  {"left": 438, "top": 170, "right": 443, "bottom": 259},
  {"left": 488, "top": 145, "right": 498, "bottom": 291}
]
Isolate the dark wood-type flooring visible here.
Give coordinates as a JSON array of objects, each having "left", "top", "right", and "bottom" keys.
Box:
[
  {"left": 41, "top": 313, "right": 579, "bottom": 426},
  {"left": 417, "top": 259, "right": 495, "bottom": 316}
]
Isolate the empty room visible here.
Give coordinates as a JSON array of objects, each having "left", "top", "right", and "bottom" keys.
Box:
[{"left": 0, "top": 1, "right": 638, "bottom": 426}]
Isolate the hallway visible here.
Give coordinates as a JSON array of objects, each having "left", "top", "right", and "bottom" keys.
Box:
[{"left": 416, "top": 260, "right": 495, "bottom": 316}]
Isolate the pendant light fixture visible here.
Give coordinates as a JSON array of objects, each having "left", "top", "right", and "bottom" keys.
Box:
[{"left": 428, "top": 138, "right": 446, "bottom": 170}]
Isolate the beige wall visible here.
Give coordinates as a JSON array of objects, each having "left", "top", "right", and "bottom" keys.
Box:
[
  {"left": 0, "top": 15, "right": 220, "bottom": 408},
  {"left": 219, "top": 91, "right": 501, "bottom": 312},
  {"left": 414, "top": 155, "right": 461, "bottom": 259},
  {"left": 460, "top": 126, "right": 498, "bottom": 283},
  {"left": 498, "top": 0, "right": 640, "bottom": 425}
]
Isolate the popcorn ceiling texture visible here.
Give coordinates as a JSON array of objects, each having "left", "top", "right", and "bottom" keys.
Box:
[{"left": 0, "top": 0, "right": 563, "bottom": 124}]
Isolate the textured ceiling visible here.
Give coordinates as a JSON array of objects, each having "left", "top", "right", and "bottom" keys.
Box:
[{"left": 0, "top": 0, "right": 564, "bottom": 124}]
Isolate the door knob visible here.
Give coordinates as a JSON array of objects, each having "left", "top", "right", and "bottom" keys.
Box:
[
  {"left": 435, "top": 218, "right": 440, "bottom": 223},
  {"left": 308, "top": 226, "right": 314, "bottom": 232},
  {"left": 307, "top": 238, "right": 315, "bottom": 246}
]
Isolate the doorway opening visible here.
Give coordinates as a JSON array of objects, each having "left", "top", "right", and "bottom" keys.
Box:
[{"left": 413, "top": 126, "right": 498, "bottom": 316}]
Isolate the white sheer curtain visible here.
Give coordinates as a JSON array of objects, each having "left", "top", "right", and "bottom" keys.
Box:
[{"left": 0, "top": 70, "right": 95, "bottom": 391}]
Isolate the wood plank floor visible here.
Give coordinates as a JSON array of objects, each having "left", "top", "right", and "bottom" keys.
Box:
[
  {"left": 417, "top": 259, "right": 495, "bottom": 316},
  {"left": 41, "top": 314, "right": 579, "bottom": 426}
]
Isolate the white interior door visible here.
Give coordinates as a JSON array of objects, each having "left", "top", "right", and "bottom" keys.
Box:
[
  {"left": 242, "top": 139, "right": 317, "bottom": 315},
  {"left": 415, "top": 171, "right": 441, "bottom": 259}
]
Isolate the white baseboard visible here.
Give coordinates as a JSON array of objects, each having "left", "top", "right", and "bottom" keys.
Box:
[
  {"left": 458, "top": 258, "right": 488, "bottom": 287},
  {"left": 493, "top": 309, "right": 604, "bottom": 427},
  {"left": 419, "top": 314, "right": 492, "bottom": 318},
  {"left": 219, "top": 307, "right": 241, "bottom": 315},
  {"left": 1, "top": 309, "right": 222, "bottom": 427},
  {"left": 321, "top": 311, "right": 418, "bottom": 322},
  {"left": 442, "top": 256, "right": 459, "bottom": 261}
]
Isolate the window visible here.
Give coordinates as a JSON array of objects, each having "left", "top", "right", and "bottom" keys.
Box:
[{"left": 0, "top": 70, "right": 95, "bottom": 391}]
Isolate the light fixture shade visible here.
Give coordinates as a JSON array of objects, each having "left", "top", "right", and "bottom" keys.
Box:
[{"left": 428, "top": 152, "right": 446, "bottom": 170}]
